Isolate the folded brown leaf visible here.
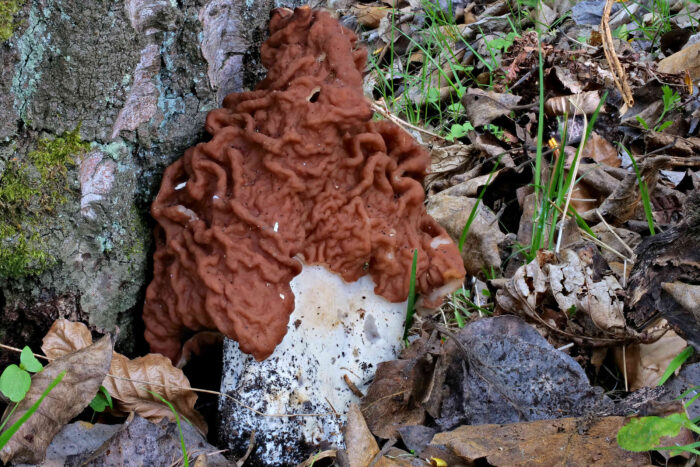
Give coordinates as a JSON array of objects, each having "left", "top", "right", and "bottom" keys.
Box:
[
  {"left": 0, "top": 336, "right": 112, "bottom": 464},
  {"left": 41, "top": 319, "right": 207, "bottom": 434}
]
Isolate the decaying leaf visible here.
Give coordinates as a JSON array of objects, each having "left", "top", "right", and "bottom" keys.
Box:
[
  {"left": 78, "top": 414, "right": 228, "bottom": 466},
  {"left": 343, "top": 403, "right": 382, "bottom": 467},
  {"left": 360, "top": 358, "right": 427, "bottom": 439},
  {"left": 426, "top": 192, "right": 505, "bottom": 276},
  {"left": 544, "top": 91, "right": 602, "bottom": 117},
  {"left": 425, "top": 143, "right": 482, "bottom": 194},
  {"left": 461, "top": 88, "right": 522, "bottom": 127},
  {"left": 432, "top": 416, "right": 649, "bottom": 465},
  {"left": 614, "top": 323, "right": 688, "bottom": 391},
  {"left": 496, "top": 246, "right": 639, "bottom": 343},
  {"left": 353, "top": 4, "right": 389, "bottom": 29},
  {"left": 41, "top": 319, "right": 207, "bottom": 434},
  {"left": 430, "top": 316, "right": 613, "bottom": 430},
  {"left": 0, "top": 336, "right": 113, "bottom": 464},
  {"left": 40, "top": 317, "right": 93, "bottom": 357},
  {"left": 657, "top": 41, "right": 700, "bottom": 80}
]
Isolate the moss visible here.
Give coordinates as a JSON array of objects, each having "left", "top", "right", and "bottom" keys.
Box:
[
  {"left": 0, "top": 0, "right": 24, "bottom": 43},
  {"left": 0, "top": 159, "right": 38, "bottom": 209},
  {"left": 0, "top": 224, "right": 55, "bottom": 278},
  {"left": 0, "top": 126, "right": 89, "bottom": 279},
  {"left": 28, "top": 125, "right": 88, "bottom": 178}
]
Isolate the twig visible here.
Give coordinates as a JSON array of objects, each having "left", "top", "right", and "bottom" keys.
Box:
[
  {"left": 600, "top": 0, "right": 634, "bottom": 107},
  {"left": 343, "top": 374, "right": 364, "bottom": 398},
  {"left": 0, "top": 343, "right": 49, "bottom": 360},
  {"left": 297, "top": 450, "right": 337, "bottom": 467},
  {"left": 371, "top": 101, "right": 444, "bottom": 140},
  {"left": 623, "top": 345, "right": 629, "bottom": 392},
  {"left": 596, "top": 209, "right": 636, "bottom": 257},
  {"left": 236, "top": 431, "right": 256, "bottom": 467},
  {"left": 0, "top": 344, "right": 337, "bottom": 419}
]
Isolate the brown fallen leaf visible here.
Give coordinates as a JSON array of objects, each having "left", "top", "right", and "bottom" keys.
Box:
[
  {"left": 461, "top": 88, "right": 522, "bottom": 127},
  {"left": 614, "top": 322, "right": 687, "bottom": 391},
  {"left": 431, "top": 416, "right": 649, "bottom": 465},
  {"left": 0, "top": 336, "right": 113, "bottom": 464},
  {"left": 343, "top": 403, "right": 382, "bottom": 467},
  {"left": 427, "top": 192, "right": 505, "bottom": 276},
  {"left": 360, "top": 359, "right": 426, "bottom": 439},
  {"left": 496, "top": 247, "right": 638, "bottom": 344},
  {"left": 544, "top": 91, "right": 603, "bottom": 117},
  {"left": 657, "top": 41, "right": 700, "bottom": 80},
  {"left": 41, "top": 319, "right": 207, "bottom": 434},
  {"left": 353, "top": 4, "right": 389, "bottom": 29},
  {"left": 40, "top": 317, "right": 93, "bottom": 356}
]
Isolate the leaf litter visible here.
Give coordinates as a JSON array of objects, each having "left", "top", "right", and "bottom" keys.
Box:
[
  {"left": 333, "top": 0, "right": 700, "bottom": 464},
  {"left": 2, "top": 0, "right": 700, "bottom": 465}
]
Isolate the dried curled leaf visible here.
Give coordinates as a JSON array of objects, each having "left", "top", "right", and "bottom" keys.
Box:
[
  {"left": 41, "top": 319, "right": 207, "bottom": 434},
  {"left": 1, "top": 336, "right": 112, "bottom": 464},
  {"left": 496, "top": 248, "right": 638, "bottom": 343},
  {"left": 105, "top": 353, "right": 207, "bottom": 434},
  {"left": 41, "top": 318, "right": 93, "bottom": 358}
]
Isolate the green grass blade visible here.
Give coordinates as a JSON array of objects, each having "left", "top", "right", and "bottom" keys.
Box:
[
  {"left": 403, "top": 249, "right": 419, "bottom": 342},
  {"left": 0, "top": 370, "right": 66, "bottom": 451},
  {"left": 658, "top": 346, "right": 694, "bottom": 387},
  {"left": 145, "top": 389, "right": 189, "bottom": 467},
  {"left": 529, "top": 33, "right": 546, "bottom": 258},
  {"left": 626, "top": 149, "right": 656, "bottom": 235}
]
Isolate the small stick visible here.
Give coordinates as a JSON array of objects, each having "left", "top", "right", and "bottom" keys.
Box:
[
  {"left": 371, "top": 101, "right": 444, "bottom": 139},
  {"left": 343, "top": 374, "right": 364, "bottom": 398},
  {"left": 596, "top": 209, "right": 636, "bottom": 257},
  {"left": 236, "top": 431, "right": 256, "bottom": 467}
]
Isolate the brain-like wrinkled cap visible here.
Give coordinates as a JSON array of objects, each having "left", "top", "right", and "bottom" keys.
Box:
[{"left": 143, "top": 7, "right": 466, "bottom": 362}]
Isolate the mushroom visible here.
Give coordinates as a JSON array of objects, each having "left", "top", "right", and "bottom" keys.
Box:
[{"left": 142, "top": 7, "right": 465, "bottom": 364}]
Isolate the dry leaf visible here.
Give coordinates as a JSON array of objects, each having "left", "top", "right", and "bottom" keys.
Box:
[
  {"left": 344, "top": 404, "right": 382, "bottom": 467},
  {"left": 662, "top": 282, "right": 700, "bottom": 313},
  {"left": 581, "top": 132, "right": 620, "bottom": 168},
  {"left": 79, "top": 414, "right": 228, "bottom": 466},
  {"left": 462, "top": 88, "right": 522, "bottom": 127},
  {"left": 427, "top": 192, "right": 505, "bottom": 276},
  {"left": 360, "top": 359, "right": 426, "bottom": 439},
  {"left": 544, "top": 91, "right": 603, "bottom": 117},
  {"left": 431, "top": 416, "right": 649, "bottom": 465},
  {"left": 354, "top": 4, "right": 389, "bottom": 29},
  {"left": 41, "top": 319, "right": 207, "bottom": 434},
  {"left": 41, "top": 318, "right": 93, "bottom": 359},
  {"left": 658, "top": 41, "right": 700, "bottom": 80},
  {"left": 0, "top": 336, "right": 113, "bottom": 464},
  {"left": 105, "top": 353, "right": 207, "bottom": 433},
  {"left": 615, "top": 323, "right": 688, "bottom": 391},
  {"left": 496, "top": 247, "right": 637, "bottom": 342}
]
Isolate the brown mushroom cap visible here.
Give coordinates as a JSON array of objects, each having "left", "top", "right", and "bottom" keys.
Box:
[{"left": 143, "top": 7, "right": 466, "bottom": 363}]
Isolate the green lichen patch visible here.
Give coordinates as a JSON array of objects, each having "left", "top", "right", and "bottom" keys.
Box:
[
  {"left": 0, "top": 126, "right": 89, "bottom": 279},
  {"left": 0, "top": 0, "right": 24, "bottom": 42}
]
